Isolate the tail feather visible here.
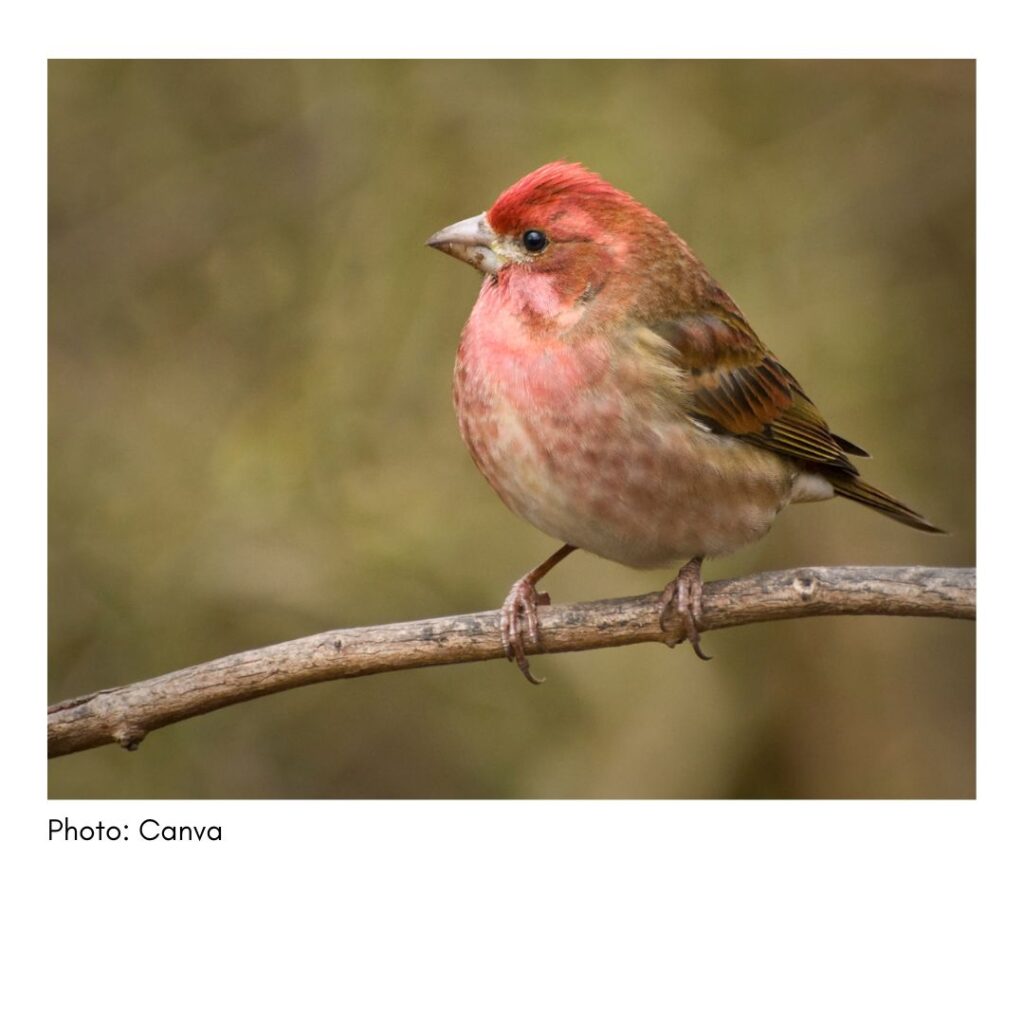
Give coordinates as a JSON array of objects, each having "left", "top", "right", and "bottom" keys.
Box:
[{"left": 828, "top": 475, "right": 945, "bottom": 534}]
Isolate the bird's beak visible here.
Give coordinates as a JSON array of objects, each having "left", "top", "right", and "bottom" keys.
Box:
[{"left": 426, "top": 213, "right": 503, "bottom": 275}]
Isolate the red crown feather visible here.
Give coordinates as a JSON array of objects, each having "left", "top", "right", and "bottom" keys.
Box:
[{"left": 487, "top": 162, "right": 636, "bottom": 234}]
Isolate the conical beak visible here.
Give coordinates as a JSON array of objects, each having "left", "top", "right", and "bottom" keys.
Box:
[{"left": 426, "top": 213, "right": 503, "bottom": 275}]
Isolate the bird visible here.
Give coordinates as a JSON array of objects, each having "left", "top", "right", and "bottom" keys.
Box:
[{"left": 427, "top": 161, "right": 942, "bottom": 683}]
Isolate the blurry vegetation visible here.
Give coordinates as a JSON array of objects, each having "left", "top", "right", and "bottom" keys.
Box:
[{"left": 49, "top": 60, "right": 974, "bottom": 798}]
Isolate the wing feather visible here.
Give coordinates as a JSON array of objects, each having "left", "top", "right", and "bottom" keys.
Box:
[{"left": 651, "top": 308, "right": 861, "bottom": 474}]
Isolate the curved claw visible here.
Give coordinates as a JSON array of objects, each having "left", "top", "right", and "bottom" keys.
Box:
[
  {"left": 690, "top": 636, "right": 713, "bottom": 662},
  {"left": 659, "top": 556, "right": 711, "bottom": 661},
  {"left": 500, "top": 581, "right": 551, "bottom": 684}
]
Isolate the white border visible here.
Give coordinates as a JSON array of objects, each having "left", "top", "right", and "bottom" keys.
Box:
[{"left": 7, "top": 2, "right": 1014, "bottom": 1018}]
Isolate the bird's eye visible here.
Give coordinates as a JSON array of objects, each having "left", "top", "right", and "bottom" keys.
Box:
[{"left": 522, "top": 229, "right": 548, "bottom": 253}]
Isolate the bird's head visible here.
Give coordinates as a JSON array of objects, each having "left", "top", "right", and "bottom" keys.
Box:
[{"left": 427, "top": 162, "right": 678, "bottom": 316}]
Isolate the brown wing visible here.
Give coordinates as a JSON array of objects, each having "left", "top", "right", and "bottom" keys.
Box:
[{"left": 652, "top": 305, "right": 862, "bottom": 473}]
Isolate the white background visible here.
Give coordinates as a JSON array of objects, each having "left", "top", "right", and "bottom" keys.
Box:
[{"left": 8, "top": 4, "right": 1014, "bottom": 1021}]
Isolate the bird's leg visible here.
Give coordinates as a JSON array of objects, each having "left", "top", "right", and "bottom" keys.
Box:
[
  {"left": 500, "top": 544, "right": 576, "bottom": 684},
  {"left": 659, "top": 556, "right": 712, "bottom": 661}
]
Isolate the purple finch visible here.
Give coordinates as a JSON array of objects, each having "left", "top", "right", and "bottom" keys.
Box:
[{"left": 428, "top": 162, "right": 941, "bottom": 682}]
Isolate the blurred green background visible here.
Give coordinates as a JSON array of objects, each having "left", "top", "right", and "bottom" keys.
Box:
[{"left": 48, "top": 60, "right": 974, "bottom": 798}]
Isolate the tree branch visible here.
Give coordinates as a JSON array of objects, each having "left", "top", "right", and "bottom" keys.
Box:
[{"left": 48, "top": 565, "right": 974, "bottom": 759}]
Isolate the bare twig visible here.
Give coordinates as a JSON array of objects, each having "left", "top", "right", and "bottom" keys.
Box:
[{"left": 47, "top": 565, "right": 974, "bottom": 759}]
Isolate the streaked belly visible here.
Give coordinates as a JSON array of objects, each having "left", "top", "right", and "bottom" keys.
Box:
[{"left": 455, "top": 357, "right": 797, "bottom": 567}]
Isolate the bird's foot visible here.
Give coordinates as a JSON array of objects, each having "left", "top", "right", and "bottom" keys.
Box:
[
  {"left": 500, "top": 576, "right": 552, "bottom": 685},
  {"left": 659, "top": 556, "right": 711, "bottom": 661}
]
